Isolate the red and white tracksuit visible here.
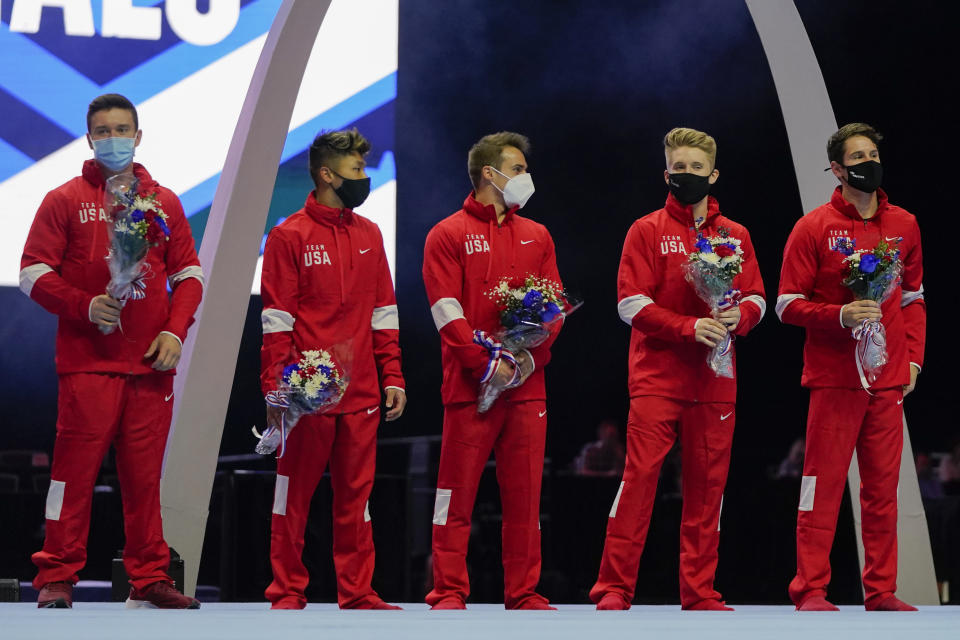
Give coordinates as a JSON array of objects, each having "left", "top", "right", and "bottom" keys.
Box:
[
  {"left": 260, "top": 193, "right": 404, "bottom": 608},
  {"left": 422, "top": 193, "right": 562, "bottom": 608},
  {"left": 591, "top": 193, "right": 765, "bottom": 609},
  {"left": 778, "top": 187, "right": 925, "bottom": 607},
  {"left": 20, "top": 160, "right": 204, "bottom": 590}
]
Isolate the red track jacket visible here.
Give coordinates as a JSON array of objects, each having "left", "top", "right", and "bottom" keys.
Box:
[
  {"left": 423, "top": 193, "right": 562, "bottom": 406},
  {"left": 260, "top": 193, "right": 404, "bottom": 413},
  {"left": 777, "top": 187, "right": 925, "bottom": 389},
  {"left": 20, "top": 160, "right": 203, "bottom": 375},
  {"left": 617, "top": 193, "right": 766, "bottom": 403}
]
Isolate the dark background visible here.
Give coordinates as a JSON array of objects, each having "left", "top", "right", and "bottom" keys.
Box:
[{"left": 1, "top": 0, "right": 953, "bottom": 605}]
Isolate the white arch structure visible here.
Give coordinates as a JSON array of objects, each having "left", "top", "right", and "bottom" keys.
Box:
[
  {"left": 159, "top": 0, "right": 939, "bottom": 602},
  {"left": 746, "top": 0, "right": 938, "bottom": 606}
]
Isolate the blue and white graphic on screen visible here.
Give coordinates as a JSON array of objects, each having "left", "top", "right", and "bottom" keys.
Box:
[{"left": 0, "top": 0, "right": 398, "bottom": 292}]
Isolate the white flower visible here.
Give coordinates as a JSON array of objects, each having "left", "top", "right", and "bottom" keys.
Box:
[{"left": 701, "top": 252, "right": 721, "bottom": 265}]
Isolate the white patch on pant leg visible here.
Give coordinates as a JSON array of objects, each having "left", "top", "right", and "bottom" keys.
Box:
[
  {"left": 609, "top": 481, "right": 625, "bottom": 518},
  {"left": 45, "top": 480, "right": 65, "bottom": 521},
  {"left": 433, "top": 488, "right": 452, "bottom": 525},
  {"left": 799, "top": 476, "right": 816, "bottom": 511},
  {"left": 364, "top": 500, "right": 371, "bottom": 523},
  {"left": 273, "top": 475, "right": 289, "bottom": 516},
  {"left": 718, "top": 495, "right": 723, "bottom": 532}
]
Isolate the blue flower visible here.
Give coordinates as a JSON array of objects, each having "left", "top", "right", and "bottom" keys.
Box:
[
  {"left": 282, "top": 363, "right": 299, "bottom": 380},
  {"left": 131, "top": 209, "right": 145, "bottom": 222},
  {"left": 832, "top": 237, "right": 856, "bottom": 256},
  {"left": 157, "top": 217, "right": 170, "bottom": 236},
  {"left": 542, "top": 301, "right": 561, "bottom": 323},
  {"left": 318, "top": 365, "right": 331, "bottom": 377},
  {"left": 695, "top": 236, "right": 712, "bottom": 253},
  {"left": 859, "top": 253, "right": 879, "bottom": 273},
  {"left": 509, "top": 312, "right": 521, "bottom": 327},
  {"left": 522, "top": 289, "right": 543, "bottom": 309}
]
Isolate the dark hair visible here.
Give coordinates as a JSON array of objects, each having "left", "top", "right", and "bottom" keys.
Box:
[
  {"left": 467, "top": 131, "right": 531, "bottom": 189},
  {"left": 308, "top": 128, "right": 371, "bottom": 186},
  {"left": 827, "top": 123, "right": 882, "bottom": 165},
  {"left": 86, "top": 93, "right": 138, "bottom": 132}
]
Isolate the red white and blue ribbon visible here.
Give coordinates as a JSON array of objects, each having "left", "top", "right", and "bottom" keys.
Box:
[
  {"left": 715, "top": 288, "right": 742, "bottom": 357},
  {"left": 852, "top": 319, "right": 884, "bottom": 392},
  {"left": 474, "top": 330, "right": 520, "bottom": 387}
]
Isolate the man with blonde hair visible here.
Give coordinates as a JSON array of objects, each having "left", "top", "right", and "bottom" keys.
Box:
[{"left": 590, "top": 127, "right": 765, "bottom": 611}]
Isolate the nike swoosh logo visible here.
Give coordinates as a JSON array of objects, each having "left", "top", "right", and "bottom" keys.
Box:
[
  {"left": 359, "top": 248, "right": 371, "bottom": 254},
  {"left": 164, "top": 393, "right": 174, "bottom": 402},
  {"left": 520, "top": 240, "right": 534, "bottom": 245},
  {"left": 885, "top": 236, "right": 901, "bottom": 242},
  {"left": 538, "top": 410, "right": 547, "bottom": 417},
  {"left": 897, "top": 398, "right": 904, "bottom": 405},
  {"left": 367, "top": 407, "right": 379, "bottom": 414},
  {"left": 720, "top": 411, "right": 733, "bottom": 421}
]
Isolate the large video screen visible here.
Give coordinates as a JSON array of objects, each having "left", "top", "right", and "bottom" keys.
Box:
[{"left": 0, "top": 0, "right": 398, "bottom": 293}]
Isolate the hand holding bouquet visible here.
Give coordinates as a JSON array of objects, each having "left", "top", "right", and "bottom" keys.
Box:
[
  {"left": 475, "top": 275, "right": 579, "bottom": 413},
  {"left": 683, "top": 228, "right": 745, "bottom": 378},
  {"left": 254, "top": 348, "right": 349, "bottom": 457},
  {"left": 100, "top": 174, "right": 170, "bottom": 334},
  {"left": 833, "top": 236, "right": 903, "bottom": 386}
]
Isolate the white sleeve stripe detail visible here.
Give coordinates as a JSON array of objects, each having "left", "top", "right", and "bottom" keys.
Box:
[
  {"left": 371, "top": 304, "right": 400, "bottom": 330},
  {"left": 19, "top": 263, "right": 54, "bottom": 297},
  {"left": 775, "top": 293, "right": 807, "bottom": 320},
  {"left": 261, "top": 308, "right": 295, "bottom": 333},
  {"left": 617, "top": 294, "right": 654, "bottom": 326},
  {"left": 901, "top": 284, "right": 924, "bottom": 307},
  {"left": 430, "top": 298, "right": 465, "bottom": 331},
  {"left": 741, "top": 295, "right": 767, "bottom": 318},
  {"left": 169, "top": 265, "right": 206, "bottom": 290}
]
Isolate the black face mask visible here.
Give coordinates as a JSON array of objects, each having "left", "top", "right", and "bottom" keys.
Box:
[
  {"left": 668, "top": 172, "right": 712, "bottom": 206},
  {"left": 328, "top": 169, "right": 371, "bottom": 209},
  {"left": 843, "top": 160, "right": 882, "bottom": 194}
]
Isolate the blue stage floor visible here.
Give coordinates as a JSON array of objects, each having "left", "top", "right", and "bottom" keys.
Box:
[{"left": 1, "top": 603, "right": 958, "bottom": 640}]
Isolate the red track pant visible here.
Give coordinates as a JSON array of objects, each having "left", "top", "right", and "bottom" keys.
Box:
[
  {"left": 789, "top": 387, "right": 903, "bottom": 607},
  {"left": 32, "top": 373, "right": 174, "bottom": 590},
  {"left": 426, "top": 400, "right": 548, "bottom": 608},
  {"left": 265, "top": 407, "right": 381, "bottom": 608},
  {"left": 590, "top": 396, "right": 735, "bottom": 608}
]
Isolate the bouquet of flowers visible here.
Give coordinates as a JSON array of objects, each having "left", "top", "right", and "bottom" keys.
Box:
[
  {"left": 475, "top": 275, "right": 580, "bottom": 413},
  {"left": 254, "top": 348, "right": 349, "bottom": 457},
  {"left": 833, "top": 236, "right": 903, "bottom": 386},
  {"left": 682, "top": 228, "right": 745, "bottom": 378},
  {"left": 100, "top": 174, "right": 170, "bottom": 334}
]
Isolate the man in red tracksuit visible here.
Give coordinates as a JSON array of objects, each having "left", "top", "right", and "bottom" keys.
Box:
[
  {"left": 590, "top": 127, "right": 765, "bottom": 611},
  {"left": 423, "top": 131, "right": 562, "bottom": 610},
  {"left": 779, "top": 123, "right": 926, "bottom": 612},
  {"left": 260, "top": 128, "right": 405, "bottom": 610},
  {"left": 20, "top": 94, "right": 203, "bottom": 609}
]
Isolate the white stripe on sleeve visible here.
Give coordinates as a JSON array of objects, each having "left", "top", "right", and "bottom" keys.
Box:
[
  {"left": 617, "top": 294, "right": 654, "bottom": 326},
  {"left": 901, "top": 284, "right": 924, "bottom": 307},
  {"left": 19, "top": 263, "right": 54, "bottom": 297},
  {"left": 775, "top": 293, "right": 807, "bottom": 320},
  {"left": 261, "top": 308, "right": 295, "bottom": 334},
  {"left": 430, "top": 298, "right": 465, "bottom": 330},
  {"left": 169, "top": 265, "right": 206, "bottom": 290},
  {"left": 371, "top": 304, "right": 399, "bottom": 330},
  {"left": 741, "top": 294, "right": 767, "bottom": 318}
]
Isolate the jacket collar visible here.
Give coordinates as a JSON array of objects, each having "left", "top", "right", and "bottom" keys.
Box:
[
  {"left": 305, "top": 191, "right": 353, "bottom": 226},
  {"left": 830, "top": 186, "right": 889, "bottom": 221},
  {"left": 664, "top": 192, "right": 721, "bottom": 228},
  {"left": 82, "top": 159, "right": 158, "bottom": 192},
  {"left": 463, "top": 191, "right": 519, "bottom": 224}
]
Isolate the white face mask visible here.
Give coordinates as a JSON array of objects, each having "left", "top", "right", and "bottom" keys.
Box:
[{"left": 490, "top": 167, "right": 535, "bottom": 208}]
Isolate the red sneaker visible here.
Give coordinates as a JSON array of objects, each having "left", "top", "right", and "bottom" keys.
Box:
[
  {"left": 430, "top": 596, "right": 466, "bottom": 610},
  {"left": 37, "top": 581, "right": 73, "bottom": 609},
  {"left": 344, "top": 597, "right": 402, "bottom": 610},
  {"left": 796, "top": 595, "right": 839, "bottom": 611},
  {"left": 271, "top": 598, "right": 306, "bottom": 610},
  {"left": 684, "top": 599, "right": 734, "bottom": 611},
  {"left": 511, "top": 596, "right": 557, "bottom": 610},
  {"left": 866, "top": 595, "right": 918, "bottom": 612},
  {"left": 596, "top": 592, "right": 630, "bottom": 610},
  {"left": 126, "top": 581, "right": 200, "bottom": 609}
]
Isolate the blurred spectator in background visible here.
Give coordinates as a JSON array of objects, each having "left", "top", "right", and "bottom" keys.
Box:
[
  {"left": 939, "top": 440, "right": 960, "bottom": 496},
  {"left": 776, "top": 438, "right": 805, "bottom": 479},
  {"left": 573, "top": 420, "right": 626, "bottom": 477},
  {"left": 916, "top": 452, "right": 943, "bottom": 500}
]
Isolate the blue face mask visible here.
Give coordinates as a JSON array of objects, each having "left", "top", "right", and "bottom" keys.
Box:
[{"left": 92, "top": 136, "right": 136, "bottom": 172}]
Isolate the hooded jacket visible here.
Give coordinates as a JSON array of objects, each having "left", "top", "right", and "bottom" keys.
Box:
[
  {"left": 617, "top": 193, "right": 766, "bottom": 403},
  {"left": 20, "top": 160, "right": 203, "bottom": 375},
  {"left": 777, "top": 187, "right": 925, "bottom": 389}
]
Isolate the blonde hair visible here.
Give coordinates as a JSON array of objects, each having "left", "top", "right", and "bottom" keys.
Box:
[{"left": 663, "top": 127, "right": 717, "bottom": 168}]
